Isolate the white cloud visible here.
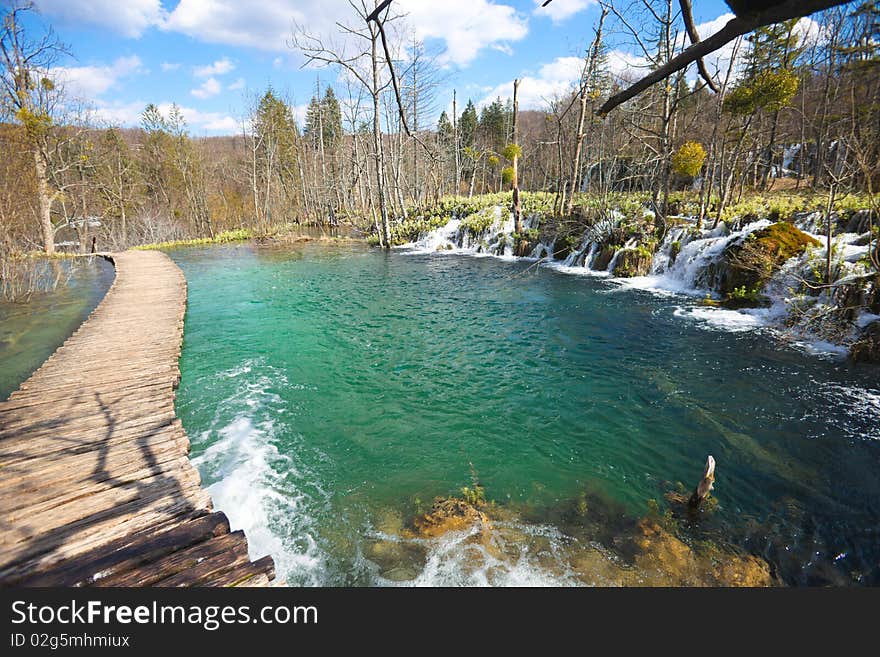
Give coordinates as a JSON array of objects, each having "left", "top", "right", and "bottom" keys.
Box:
[
  {"left": 54, "top": 56, "right": 145, "bottom": 99},
  {"left": 292, "top": 103, "right": 309, "bottom": 127},
  {"left": 161, "top": 62, "right": 181, "bottom": 72},
  {"left": 164, "top": 0, "right": 526, "bottom": 67},
  {"left": 533, "top": 0, "right": 595, "bottom": 24},
  {"left": 93, "top": 101, "right": 239, "bottom": 134},
  {"left": 478, "top": 55, "right": 584, "bottom": 110},
  {"left": 191, "top": 77, "right": 223, "bottom": 99},
  {"left": 151, "top": 103, "right": 237, "bottom": 133},
  {"left": 165, "top": 0, "right": 306, "bottom": 51},
  {"left": 202, "top": 115, "right": 240, "bottom": 132},
  {"left": 194, "top": 57, "right": 236, "bottom": 77},
  {"left": 92, "top": 101, "right": 148, "bottom": 127},
  {"left": 34, "top": 0, "right": 165, "bottom": 38},
  {"left": 228, "top": 78, "right": 246, "bottom": 91},
  {"left": 477, "top": 47, "right": 653, "bottom": 111},
  {"left": 395, "top": 0, "right": 528, "bottom": 66},
  {"left": 606, "top": 49, "right": 650, "bottom": 82}
]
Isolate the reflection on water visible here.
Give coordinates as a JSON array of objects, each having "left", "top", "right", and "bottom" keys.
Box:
[
  {"left": 170, "top": 243, "right": 880, "bottom": 586},
  {"left": 0, "top": 257, "right": 115, "bottom": 400}
]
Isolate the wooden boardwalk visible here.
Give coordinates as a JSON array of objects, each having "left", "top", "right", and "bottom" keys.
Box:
[{"left": 0, "top": 251, "right": 276, "bottom": 587}]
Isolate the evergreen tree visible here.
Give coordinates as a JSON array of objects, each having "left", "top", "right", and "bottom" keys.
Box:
[
  {"left": 303, "top": 95, "right": 322, "bottom": 149},
  {"left": 321, "top": 86, "right": 343, "bottom": 148},
  {"left": 478, "top": 97, "right": 510, "bottom": 153},
  {"left": 459, "top": 100, "right": 477, "bottom": 150},
  {"left": 303, "top": 86, "right": 343, "bottom": 149},
  {"left": 437, "top": 110, "right": 453, "bottom": 147}
]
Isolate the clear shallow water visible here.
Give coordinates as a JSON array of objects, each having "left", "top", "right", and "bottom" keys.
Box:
[
  {"left": 171, "top": 243, "right": 880, "bottom": 586},
  {"left": 0, "top": 257, "right": 115, "bottom": 400}
]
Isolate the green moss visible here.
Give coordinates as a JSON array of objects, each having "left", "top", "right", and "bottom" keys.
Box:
[
  {"left": 461, "top": 210, "right": 496, "bottom": 237},
  {"left": 749, "top": 222, "right": 821, "bottom": 260},
  {"left": 133, "top": 228, "right": 252, "bottom": 251},
  {"left": 718, "top": 222, "right": 820, "bottom": 295},
  {"left": 612, "top": 247, "right": 653, "bottom": 278}
]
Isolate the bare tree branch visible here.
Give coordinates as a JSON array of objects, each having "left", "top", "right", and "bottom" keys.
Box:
[
  {"left": 596, "top": 0, "right": 852, "bottom": 116},
  {"left": 679, "top": 0, "right": 719, "bottom": 93}
]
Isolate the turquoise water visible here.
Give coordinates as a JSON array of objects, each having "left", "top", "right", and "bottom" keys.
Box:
[
  {"left": 171, "top": 243, "right": 880, "bottom": 586},
  {"left": 0, "top": 257, "right": 115, "bottom": 400}
]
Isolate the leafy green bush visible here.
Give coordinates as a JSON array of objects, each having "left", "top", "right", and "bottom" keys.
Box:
[
  {"left": 672, "top": 141, "right": 707, "bottom": 178},
  {"left": 461, "top": 209, "right": 496, "bottom": 237}
]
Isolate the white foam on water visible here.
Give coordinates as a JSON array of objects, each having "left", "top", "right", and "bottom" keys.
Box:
[
  {"left": 673, "top": 305, "right": 769, "bottom": 332},
  {"left": 377, "top": 523, "right": 582, "bottom": 587},
  {"left": 856, "top": 312, "right": 880, "bottom": 329},
  {"left": 787, "top": 338, "right": 850, "bottom": 359},
  {"left": 542, "top": 260, "right": 611, "bottom": 278},
  {"left": 191, "top": 359, "right": 330, "bottom": 586},
  {"left": 804, "top": 382, "right": 880, "bottom": 441}
]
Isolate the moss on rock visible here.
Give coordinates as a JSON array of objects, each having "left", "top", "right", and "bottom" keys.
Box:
[
  {"left": 612, "top": 246, "right": 653, "bottom": 277},
  {"left": 718, "top": 222, "right": 820, "bottom": 296},
  {"left": 409, "top": 497, "right": 491, "bottom": 539}
]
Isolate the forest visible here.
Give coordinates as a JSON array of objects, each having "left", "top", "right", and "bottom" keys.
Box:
[
  {"left": 2, "top": 0, "right": 880, "bottom": 593},
  {"left": 0, "top": 0, "right": 878, "bottom": 286}
]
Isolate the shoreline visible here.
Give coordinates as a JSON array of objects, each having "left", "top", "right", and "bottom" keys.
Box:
[{"left": 0, "top": 250, "right": 276, "bottom": 587}]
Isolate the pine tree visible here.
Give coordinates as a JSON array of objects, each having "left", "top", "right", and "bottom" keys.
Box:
[
  {"left": 321, "top": 86, "right": 343, "bottom": 148},
  {"left": 459, "top": 100, "right": 478, "bottom": 150},
  {"left": 437, "top": 111, "right": 453, "bottom": 147},
  {"left": 478, "top": 97, "right": 510, "bottom": 153}
]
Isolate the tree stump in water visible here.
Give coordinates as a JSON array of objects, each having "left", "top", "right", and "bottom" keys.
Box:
[{"left": 688, "top": 455, "right": 716, "bottom": 509}]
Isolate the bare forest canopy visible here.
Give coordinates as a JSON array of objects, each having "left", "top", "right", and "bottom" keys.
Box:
[{"left": 0, "top": 0, "right": 878, "bottom": 257}]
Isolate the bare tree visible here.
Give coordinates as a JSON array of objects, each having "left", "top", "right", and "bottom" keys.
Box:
[{"left": 0, "top": 0, "right": 70, "bottom": 254}]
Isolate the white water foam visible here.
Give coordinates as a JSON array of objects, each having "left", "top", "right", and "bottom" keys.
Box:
[
  {"left": 673, "top": 306, "right": 769, "bottom": 333},
  {"left": 191, "top": 358, "right": 330, "bottom": 586},
  {"left": 405, "top": 207, "right": 876, "bottom": 359},
  {"left": 375, "top": 523, "right": 582, "bottom": 587}
]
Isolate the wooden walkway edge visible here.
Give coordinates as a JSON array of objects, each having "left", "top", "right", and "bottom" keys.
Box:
[{"left": 0, "top": 251, "right": 276, "bottom": 587}]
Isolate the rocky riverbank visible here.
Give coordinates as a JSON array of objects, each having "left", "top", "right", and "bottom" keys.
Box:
[{"left": 399, "top": 193, "right": 879, "bottom": 362}]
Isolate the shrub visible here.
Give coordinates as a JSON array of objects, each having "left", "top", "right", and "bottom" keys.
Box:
[
  {"left": 672, "top": 141, "right": 707, "bottom": 178},
  {"left": 501, "top": 166, "right": 515, "bottom": 186}
]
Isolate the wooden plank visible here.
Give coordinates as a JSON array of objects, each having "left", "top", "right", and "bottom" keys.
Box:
[{"left": 0, "top": 251, "right": 275, "bottom": 588}]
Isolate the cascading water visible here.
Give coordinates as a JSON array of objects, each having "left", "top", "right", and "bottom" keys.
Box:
[
  {"left": 171, "top": 241, "right": 880, "bottom": 587},
  {"left": 403, "top": 205, "right": 877, "bottom": 355}
]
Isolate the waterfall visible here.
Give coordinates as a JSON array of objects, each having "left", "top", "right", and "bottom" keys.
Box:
[{"left": 403, "top": 204, "right": 876, "bottom": 356}]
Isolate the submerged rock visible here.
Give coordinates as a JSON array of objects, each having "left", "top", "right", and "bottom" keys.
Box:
[
  {"left": 410, "top": 497, "right": 492, "bottom": 538},
  {"left": 632, "top": 518, "right": 774, "bottom": 587},
  {"left": 363, "top": 489, "right": 777, "bottom": 587}
]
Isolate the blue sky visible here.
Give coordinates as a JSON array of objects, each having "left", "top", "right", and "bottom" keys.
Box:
[{"left": 25, "top": 0, "right": 738, "bottom": 135}]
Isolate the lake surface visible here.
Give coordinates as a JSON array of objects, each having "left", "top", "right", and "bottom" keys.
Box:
[
  {"left": 0, "top": 257, "right": 115, "bottom": 400},
  {"left": 170, "top": 243, "right": 880, "bottom": 586}
]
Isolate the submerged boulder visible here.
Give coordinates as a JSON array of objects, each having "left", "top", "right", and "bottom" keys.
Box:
[
  {"left": 410, "top": 497, "right": 491, "bottom": 538},
  {"left": 717, "top": 222, "right": 820, "bottom": 296},
  {"left": 612, "top": 247, "right": 653, "bottom": 278},
  {"left": 632, "top": 518, "right": 774, "bottom": 587}
]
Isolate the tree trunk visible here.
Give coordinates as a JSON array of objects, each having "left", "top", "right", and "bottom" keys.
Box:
[
  {"left": 453, "top": 90, "right": 460, "bottom": 196},
  {"left": 512, "top": 79, "right": 522, "bottom": 236},
  {"left": 371, "top": 26, "right": 391, "bottom": 248},
  {"left": 34, "top": 150, "right": 55, "bottom": 255}
]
